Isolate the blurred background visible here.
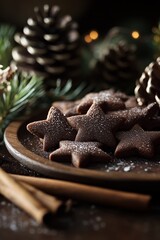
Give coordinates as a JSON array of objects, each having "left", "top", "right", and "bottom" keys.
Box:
[
  {"left": 0, "top": 0, "right": 160, "bottom": 34},
  {"left": 0, "top": 0, "right": 160, "bottom": 122}
]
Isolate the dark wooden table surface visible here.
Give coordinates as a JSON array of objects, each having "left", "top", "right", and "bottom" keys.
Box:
[{"left": 1, "top": 145, "right": 160, "bottom": 240}]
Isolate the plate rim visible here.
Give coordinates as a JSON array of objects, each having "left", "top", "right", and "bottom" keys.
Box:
[{"left": 4, "top": 119, "right": 160, "bottom": 188}]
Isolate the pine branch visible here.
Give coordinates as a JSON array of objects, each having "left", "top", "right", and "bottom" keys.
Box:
[
  {"left": 0, "top": 24, "right": 15, "bottom": 67},
  {"left": 0, "top": 70, "right": 44, "bottom": 141},
  {"left": 49, "top": 79, "right": 92, "bottom": 101}
]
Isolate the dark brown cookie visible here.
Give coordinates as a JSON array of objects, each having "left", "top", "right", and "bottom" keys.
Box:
[
  {"left": 27, "top": 106, "right": 76, "bottom": 151},
  {"left": 115, "top": 124, "right": 160, "bottom": 158},
  {"left": 76, "top": 90, "right": 126, "bottom": 114},
  {"left": 124, "top": 96, "right": 138, "bottom": 109},
  {"left": 49, "top": 141, "right": 112, "bottom": 168},
  {"left": 52, "top": 100, "right": 77, "bottom": 113},
  {"left": 118, "top": 102, "right": 158, "bottom": 130},
  {"left": 64, "top": 106, "right": 79, "bottom": 117},
  {"left": 52, "top": 100, "right": 80, "bottom": 117},
  {"left": 68, "top": 103, "right": 125, "bottom": 149}
]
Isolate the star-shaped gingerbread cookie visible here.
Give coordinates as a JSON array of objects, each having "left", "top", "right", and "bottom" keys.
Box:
[
  {"left": 49, "top": 141, "right": 112, "bottom": 168},
  {"left": 118, "top": 102, "right": 158, "bottom": 130},
  {"left": 76, "top": 90, "right": 126, "bottom": 114},
  {"left": 27, "top": 106, "right": 77, "bottom": 151},
  {"left": 68, "top": 103, "right": 125, "bottom": 149},
  {"left": 115, "top": 124, "right": 160, "bottom": 158}
]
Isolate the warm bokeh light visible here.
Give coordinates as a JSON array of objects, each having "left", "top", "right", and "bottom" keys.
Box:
[
  {"left": 131, "top": 31, "right": 140, "bottom": 39},
  {"left": 154, "top": 35, "right": 160, "bottom": 43},
  {"left": 84, "top": 34, "right": 92, "bottom": 43},
  {"left": 84, "top": 30, "right": 99, "bottom": 43},
  {"left": 89, "top": 30, "right": 99, "bottom": 40}
]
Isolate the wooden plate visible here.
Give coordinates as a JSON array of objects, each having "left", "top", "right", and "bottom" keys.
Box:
[{"left": 4, "top": 113, "right": 160, "bottom": 193}]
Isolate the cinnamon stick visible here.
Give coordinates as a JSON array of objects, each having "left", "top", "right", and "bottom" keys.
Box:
[
  {"left": 0, "top": 168, "right": 63, "bottom": 225},
  {"left": 12, "top": 174, "right": 152, "bottom": 210},
  {"left": 21, "top": 182, "right": 64, "bottom": 213}
]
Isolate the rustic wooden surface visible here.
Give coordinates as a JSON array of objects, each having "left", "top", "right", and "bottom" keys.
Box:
[
  {"left": 2, "top": 116, "right": 160, "bottom": 240},
  {"left": 1, "top": 145, "right": 160, "bottom": 240}
]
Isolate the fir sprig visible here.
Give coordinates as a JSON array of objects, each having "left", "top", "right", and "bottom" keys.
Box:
[
  {"left": 0, "top": 24, "right": 15, "bottom": 67},
  {"left": 0, "top": 69, "right": 43, "bottom": 140},
  {"left": 49, "top": 79, "right": 92, "bottom": 101}
]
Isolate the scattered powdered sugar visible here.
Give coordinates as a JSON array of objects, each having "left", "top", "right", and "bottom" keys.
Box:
[
  {"left": 100, "top": 157, "right": 160, "bottom": 174},
  {"left": 103, "top": 158, "right": 136, "bottom": 172},
  {"left": 144, "top": 168, "right": 149, "bottom": 172},
  {"left": 81, "top": 205, "right": 106, "bottom": 231},
  {"left": 0, "top": 200, "right": 58, "bottom": 235},
  {"left": 123, "top": 166, "right": 131, "bottom": 172}
]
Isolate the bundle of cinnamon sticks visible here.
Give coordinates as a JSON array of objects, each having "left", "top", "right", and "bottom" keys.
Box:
[
  {"left": 0, "top": 168, "right": 153, "bottom": 226},
  {"left": 0, "top": 168, "right": 64, "bottom": 225}
]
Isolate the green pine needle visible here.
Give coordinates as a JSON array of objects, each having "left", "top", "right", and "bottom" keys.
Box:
[
  {"left": 0, "top": 72, "right": 43, "bottom": 140},
  {"left": 49, "top": 79, "right": 92, "bottom": 101},
  {"left": 0, "top": 24, "right": 15, "bottom": 67}
]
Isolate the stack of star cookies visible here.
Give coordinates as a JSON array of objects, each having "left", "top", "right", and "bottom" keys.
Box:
[{"left": 27, "top": 90, "right": 160, "bottom": 168}]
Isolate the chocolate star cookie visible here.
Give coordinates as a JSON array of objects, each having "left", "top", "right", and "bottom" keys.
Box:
[
  {"left": 76, "top": 90, "right": 126, "bottom": 114},
  {"left": 118, "top": 102, "right": 158, "bottom": 130},
  {"left": 49, "top": 141, "right": 112, "bottom": 168},
  {"left": 68, "top": 103, "right": 125, "bottom": 148},
  {"left": 27, "top": 106, "right": 76, "bottom": 151},
  {"left": 115, "top": 124, "right": 160, "bottom": 158},
  {"left": 52, "top": 99, "right": 80, "bottom": 117},
  {"left": 124, "top": 96, "right": 138, "bottom": 109}
]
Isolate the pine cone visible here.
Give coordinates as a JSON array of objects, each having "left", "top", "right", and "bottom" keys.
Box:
[
  {"left": 12, "top": 4, "right": 81, "bottom": 86},
  {"left": 0, "top": 65, "right": 17, "bottom": 95},
  {"left": 135, "top": 57, "right": 160, "bottom": 106},
  {"left": 94, "top": 41, "right": 139, "bottom": 94},
  {"left": 0, "top": 65, "right": 17, "bottom": 83}
]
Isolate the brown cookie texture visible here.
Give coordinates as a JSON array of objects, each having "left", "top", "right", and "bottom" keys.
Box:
[
  {"left": 115, "top": 124, "right": 160, "bottom": 158},
  {"left": 49, "top": 141, "right": 112, "bottom": 168},
  {"left": 68, "top": 103, "right": 125, "bottom": 149},
  {"left": 26, "top": 86, "right": 160, "bottom": 166},
  {"left": 52, "top": 100, "right": 80, "bottom": 116},
  {"left": 64, "top": 106, "right": 79, "bottom": 117},
  {"left": 76, "top": 90, "right": 126, "bottom": 114},
  {"left": 52, "top": 100, "right": 76, "bottom": 112},
  {"left": 27, "top": 106, "right": 76, "bottom": 151},
  {"left": 117, "top": 102, "right": 158, "bottom": 130},
  {"left": 124, "top": 96, "right": 138, "bottom": 109}
]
